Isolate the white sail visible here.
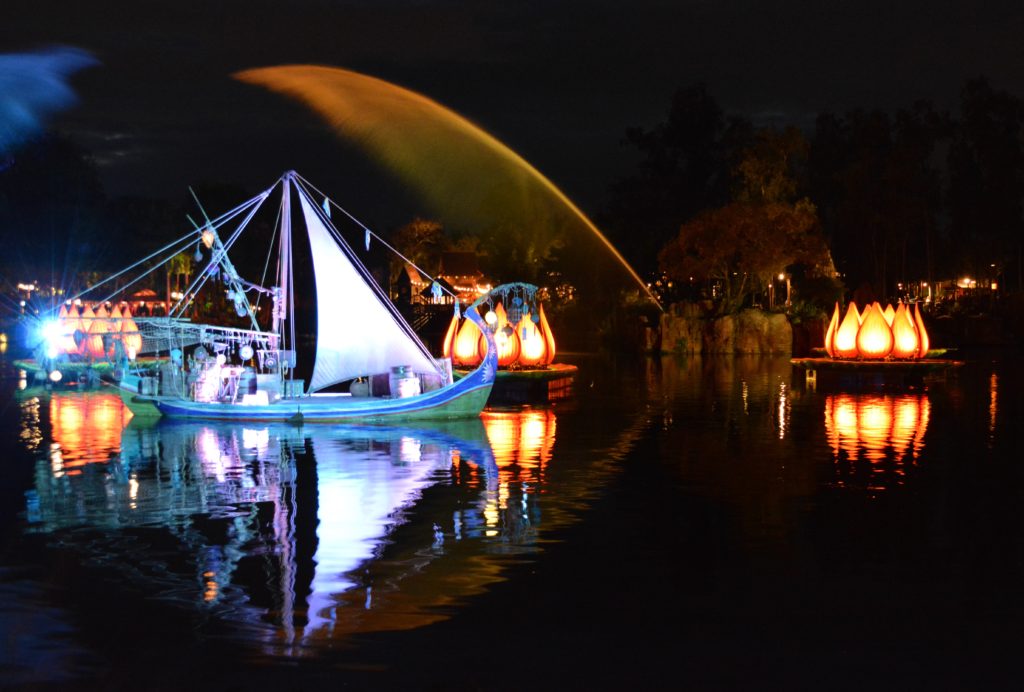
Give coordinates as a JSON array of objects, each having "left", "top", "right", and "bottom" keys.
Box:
[{"left": 298, "top": 191, "right": 441, "bottom": 392}]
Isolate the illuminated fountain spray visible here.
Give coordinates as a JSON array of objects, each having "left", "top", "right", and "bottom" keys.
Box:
[{"left": 233, "top": 65, "right": 660, "bottom": 307}]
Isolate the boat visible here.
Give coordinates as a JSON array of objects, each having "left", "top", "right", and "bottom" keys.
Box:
[{"left": 41, "top": 171, "right": 496, "bottom": 422}]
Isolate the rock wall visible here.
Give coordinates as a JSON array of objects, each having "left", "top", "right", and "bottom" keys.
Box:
[{"left": 658, "top": 305, "right": 793, "bottom": 355}]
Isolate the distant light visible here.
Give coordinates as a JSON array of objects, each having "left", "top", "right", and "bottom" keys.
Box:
[
  {"left": 485, "top": 310, "right": 498, "bottom": 326},
  {"left": 201, "top": 228, "right": 216, "bottom": 249},
  {"left": 48, "top": 370, "right": 62, "bottom": 383},
  {"left": 778, "top": 273, "right": 785, "bottom": 281}
]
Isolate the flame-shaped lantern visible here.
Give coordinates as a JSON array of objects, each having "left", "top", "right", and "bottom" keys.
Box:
[
  {"left": 85, "top": 314, "right": 110, "bottom": 360},
  {"left": 451, "top": 315, "right": 483, "bottom": 366},
  {"left": 120, "top": 309, "right": 143, "bottom": 359},
  {"left": 477, "top": 304, "right": 521, "bottom": 367},
  {"left": 443, "top": 299, "right": 558, "bottom": 368},
  {"left": 825, "top": 301, "right": 930, "bottom": 360},
  {"left": 517, "top": 313, "right": 545, "bottom": 367}
]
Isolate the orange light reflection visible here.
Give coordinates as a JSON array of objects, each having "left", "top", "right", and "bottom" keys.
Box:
[{"left": 824, "top": 393, "right": 930, "bottom": 490}]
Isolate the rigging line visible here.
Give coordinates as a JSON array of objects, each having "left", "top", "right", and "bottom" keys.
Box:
[
  {"left": 197, "top": 199, "right": 265, "bottom": 331},
  {"left": 254, "top": 203, "right": 283, "bottom": 318},
  {"left": 171, "top": 191, "right": 271, "bottom": 320},
  {"left": 294, "top": 181, "right": 441, "bottom": 374},
  {"left": 94, "top": 192, "right": 267, "bottom": 309},
  {"left": 70, "top": 229, "right": 202, "bottom": 305},
  {"left": 294, "top": 171, "right": 458, "bottom": 298},
  {"left": 96, "top": 233, "right": 201, "bottom": 306}
]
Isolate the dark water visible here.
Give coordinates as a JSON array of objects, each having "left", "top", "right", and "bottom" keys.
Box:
[{"left": 1, "top": 349, "right": 1023, "bottom": 690}]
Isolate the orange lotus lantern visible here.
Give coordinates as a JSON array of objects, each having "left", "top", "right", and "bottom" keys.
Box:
[
  {"left": 824, "top": 301, "right": 931, "bottom": 361},
  {"left": 85, "top": 314, "right": 109, "bottom": 360},
  {"left": 120, "top": 313, "right": 143, "bottom": 358},
  {"left": 441, "top": 283, "right": 558, "bottom": 369},
  {"left": 450, "top": 314, "right": 483, "bottom": 366},
  {"left": 517, "top": 313, "right": 546, "bottom": 367}
]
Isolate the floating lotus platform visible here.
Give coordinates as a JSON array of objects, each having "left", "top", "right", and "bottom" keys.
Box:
[
  {"left": 791, "top": 354, "right": 963, "bottom": 391},
  {"left": 792, "top": 300, "right": 963, "bottom": 390},
  {"left": 455, "top": 362, "right": 577, "bottom": 404},
  {"left": 443, "top": 282, "right": 576, "bottom": 404}
]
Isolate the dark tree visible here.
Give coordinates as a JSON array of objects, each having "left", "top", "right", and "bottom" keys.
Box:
[
  {"left": 947, "top": 78, "right": 1024, "bottom": 292},
  {"left": 603, "top": 84, "right": 752, "bottom": 276}
]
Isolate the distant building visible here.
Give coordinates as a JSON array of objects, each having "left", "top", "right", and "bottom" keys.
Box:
[{"left": 437, "top": 252, "right": 490, "bottom": 303}]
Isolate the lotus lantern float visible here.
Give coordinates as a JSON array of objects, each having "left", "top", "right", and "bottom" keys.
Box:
[
  {"left": 824, "top": 301, "right": 930, "bottom": 360},
  {"left": 443, "top": 284, "right": 557, "bottom": 369}
]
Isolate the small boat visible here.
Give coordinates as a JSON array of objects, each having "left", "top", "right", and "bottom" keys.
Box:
[{"left": 54, "top": 171, "right": 496, "bottom": 423}]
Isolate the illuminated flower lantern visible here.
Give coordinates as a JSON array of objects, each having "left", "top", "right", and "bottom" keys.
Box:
[
  {"left": 448, "top": 313, "right": 483, "bottom": 367},
  {"left": 516, "top": 312, "right": 545, "bottom": 367},
  {"left": 78, "top": 304, "right": 97, "bottom": 355},
  {"left": 477, "top": 303, "right": 521, "bottom": 367},
  {"left": 120, "top": 307, "right": 143, "bottom": 359},
  {"left": 441, "top": 283, "right": 558, "bottom": 369},
  {"left": 824, "top": 301, "right": 930, "bottom": 360},
  {"left": 58, "top": 304, "right": 80, "bottom": 355},
  {"left": 85, "top": 310, "right": 110, "bottom": 360}
]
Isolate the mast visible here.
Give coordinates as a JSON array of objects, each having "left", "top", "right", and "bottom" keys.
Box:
[{"left": 278, "top": 172, "right": 296, "bottom": 389}]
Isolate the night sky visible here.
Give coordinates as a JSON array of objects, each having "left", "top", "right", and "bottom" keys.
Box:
[{"left": 5, "top": 0, "right": 1024, "bottom": 225}]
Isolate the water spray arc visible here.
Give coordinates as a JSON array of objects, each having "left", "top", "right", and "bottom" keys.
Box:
[{"left": 233, "top": 65, "right": 661, "bottom": 309}]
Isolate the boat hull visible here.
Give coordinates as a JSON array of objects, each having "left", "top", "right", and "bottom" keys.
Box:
[{"left": 152, "top": 374, "right": 493, "bottom": 423}]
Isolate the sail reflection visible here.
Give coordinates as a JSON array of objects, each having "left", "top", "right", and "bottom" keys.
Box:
[{"left": 824, "top": 392, "right": 930, "bottom": 490}]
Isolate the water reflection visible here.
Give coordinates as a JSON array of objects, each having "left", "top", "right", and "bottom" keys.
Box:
[
  {"left": 17, "top": 389, "right": 649, "bottom": 659},
  {"left": 824, "top": 392, "right": 931, "bottom": 490}
]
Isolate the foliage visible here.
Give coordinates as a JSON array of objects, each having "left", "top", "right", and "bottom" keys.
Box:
[
  {"left": 658, "top": 199, "right": 827, "bottom": 315},
  {"left": 602, "top": 84, "right": 753, "bottom": 275},
  {"left": 386, "top": 217, "right": 446, "bottom": 283}
]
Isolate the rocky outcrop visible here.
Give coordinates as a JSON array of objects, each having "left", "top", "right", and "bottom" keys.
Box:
[{"left": 658, "top": 305, "right": 793, "bottom": 355}]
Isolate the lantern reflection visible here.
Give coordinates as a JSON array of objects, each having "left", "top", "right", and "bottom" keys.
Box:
[
  {"left": 478, "top": 409, "right": 557, "bottom": 539},
  {"left": 49, "top": 392, "right": 133, "bottom": 469},
  {"left": 824, "top": 393, "right": 930, "bottom": 488}
]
